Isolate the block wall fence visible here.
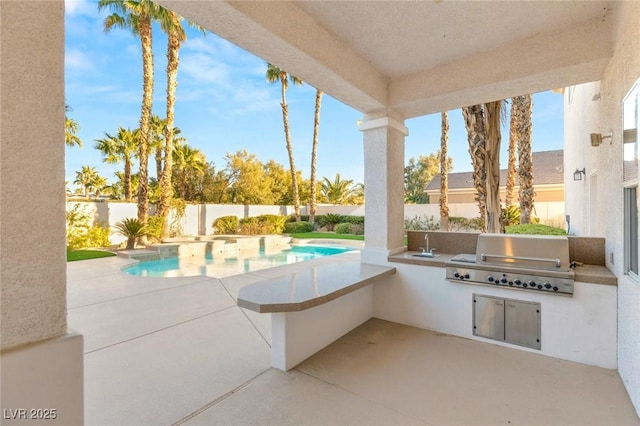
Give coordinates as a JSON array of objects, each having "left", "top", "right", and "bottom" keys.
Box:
[{"left": 66, "top": 201, "right": 565, "bottom": 245}]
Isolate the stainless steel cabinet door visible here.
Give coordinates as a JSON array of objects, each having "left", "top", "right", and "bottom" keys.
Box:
[
  {"left": 473, "top": 295, "right": 505, "bottom": 340},
  {"left": 505, "top": 300, "right": 541, "bottom": 350}
]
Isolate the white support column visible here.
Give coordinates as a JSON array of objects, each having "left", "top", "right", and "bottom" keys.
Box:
[
  {"left": 359, "top": 112, "right": 408, "bottom": 264},
  {"left": 1, "top": 2, "right": 84, "bottom": 424}
]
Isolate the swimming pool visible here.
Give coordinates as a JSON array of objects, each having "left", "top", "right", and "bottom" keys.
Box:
[{"left": 123, "top": 244, "right": 355, "bottom": 278}]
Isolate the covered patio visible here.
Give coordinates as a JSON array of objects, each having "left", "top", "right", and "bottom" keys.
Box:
[
  {"left": 2, "top": 1, "right": 639, "bottom": 424},
  {"left": 68, "top": 255, "right": 637, "bottom": 425}
]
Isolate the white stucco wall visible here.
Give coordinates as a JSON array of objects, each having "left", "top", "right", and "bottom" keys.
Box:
[
  {"left": 563, "top": 1, "right": 640, "bottom": 416},
  {"left": 1, "top": 1, "right": 67, "bottom": 349},
  {"left": 373, "top": 264, "right": 617, "bottom": 369}
]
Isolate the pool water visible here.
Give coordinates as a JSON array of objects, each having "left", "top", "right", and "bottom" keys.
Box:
[{"left": 123, "top": 244, "right": 355, "bottom": 278}]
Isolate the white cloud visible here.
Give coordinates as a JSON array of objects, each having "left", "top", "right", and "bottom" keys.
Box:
[
  {"left": 65, "top": 0, "right": 94, "bottom": 17},
  {"left": 65, "top": 48, "right": 94, "bottom": 71}
]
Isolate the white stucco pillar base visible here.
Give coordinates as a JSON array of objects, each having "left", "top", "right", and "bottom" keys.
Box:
[
  {"left": 1, "top": 332, "right": 84, "bottom": 425},
  {"left": 359, "top": 114, "right": 408, "bottom": 264}
]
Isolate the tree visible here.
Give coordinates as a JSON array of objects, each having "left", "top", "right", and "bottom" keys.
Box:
[
  {"left": 321, "top": 173, "right": 358, "bottom": 205},
  {"left": 462, "top": 105, "right": 488, "bottom": 229},
  {"left": 172, "top": 142, "right": 206, "bottom": 200},
  {"left": 404, "top": 154, "right": 441, "bottom": 204},
  {"left": 158, "top": 12, "right": 205, "bottom": 240},
  {"left": 514, "top": 94, "right": 534, "bottom": 224},
  {"left": 94, "top": 127, "right": 138, "bottom": 200},
  {"left": 309, "top": 88, "right": 324, "bottom": 224},
  {"left": 266, "top": 63, "right": 303, "bottom": 220},
  {"left": 223, "top": 150, "right": 271, "bottom": 204},
  {"left": 505, "top": 99, "right": 518, "bottom": 206},
  {"left": 439, "top": 111, "right": 450, "bottom": 231},
  {"left": 99, "top": 0, "right": 166, "bottom": 237},
  {"left": 74, "top": 166, "right": 100, "bottom": 198},
  {"left": 65, "top": 105, "right": 83, "bottom": 148},
  {"left": 484, "top": 100, "right": 503, "bottom": 233}
]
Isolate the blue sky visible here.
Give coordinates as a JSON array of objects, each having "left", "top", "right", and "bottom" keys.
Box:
[{"left": 65, "top": 0, "right": 564, "bottom": 189}]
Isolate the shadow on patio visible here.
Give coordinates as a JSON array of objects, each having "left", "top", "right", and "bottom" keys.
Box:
[{"left": 67, "top": 256, "right": 638, "bottom": 425}]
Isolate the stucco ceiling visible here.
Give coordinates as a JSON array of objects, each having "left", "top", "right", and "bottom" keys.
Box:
[{"left": 157, "top": 0, "right": 614, "bottom": 119}]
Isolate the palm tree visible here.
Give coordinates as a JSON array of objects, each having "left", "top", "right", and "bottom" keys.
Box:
[
  {"left": 93, "top": 175, "right": 108, "bottom": 198},
  {"left": 99, "top": 0, "right": 167, "bottom": 237},
  {"left": 505, "top": 99, "right": 519, "bottom": 207},
  {"left": 157, "top": 14, "right": 204, "bottom": 239},
  {"left": 309, "top": 88, "right": 324, "bottom": 224},
  {"left": 514, "top": 94, "right": 534, "bottom": 224},
  {"left": 150, "top": 115, "right": 166, "bottom": 180},
  {"left": 461, "top": 105, "right": 487, "bottom": 230},
  {"left": 94, "top": 127, "right": 138, "bottom": 200},
  {"left": 74, "top": 165, "right": 100, "bottom": 198},
  {"left": 439, "top": 111, "right": 450, "bottom": 231},
  {"left": 321, "top": 173, "right": 357, "bottom": 205},
  {"left": 484, "top": 100, "right": 502, "bottom": 233},
  {"left": 266, "top": 63, "right": 303, "bottom": 221},
  {"left": 173, "top": 142, "right": 206, "bottom": 199},
  {"left": 65, "top": 105, "right": 83, "bottom": 148}
]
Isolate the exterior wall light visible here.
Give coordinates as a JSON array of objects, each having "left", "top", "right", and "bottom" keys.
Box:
[
  {"left": 573, "top": 168, "right": 586, "bottom": 181},
  {"left": 590, "top": 133, "right": 612, "bottom": 146}
]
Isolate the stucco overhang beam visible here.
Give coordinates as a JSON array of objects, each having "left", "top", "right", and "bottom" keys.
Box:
[
  {"left": 391, "top": 16, "right": 613, "bottom": 118},
  {"left": 155, "top": 0, "right": 387, "bottom": 113}
]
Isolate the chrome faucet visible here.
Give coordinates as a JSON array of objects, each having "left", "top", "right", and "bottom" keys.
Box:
[{"left": 419, "top": 233, "right": 436, "bottom": 255}]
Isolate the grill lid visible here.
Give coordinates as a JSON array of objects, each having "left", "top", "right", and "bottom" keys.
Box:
[{"left": 475, "top": 234, "right": 571, "bottom": 272}]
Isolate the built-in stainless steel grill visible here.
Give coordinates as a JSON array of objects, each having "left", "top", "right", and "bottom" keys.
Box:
[{"left": 446, "top": 234, "right": 574, "bottom": 296}]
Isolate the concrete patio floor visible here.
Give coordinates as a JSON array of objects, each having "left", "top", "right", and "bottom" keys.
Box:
[{"left": 67, "top": 253, "right": 640, "bottom": 425}]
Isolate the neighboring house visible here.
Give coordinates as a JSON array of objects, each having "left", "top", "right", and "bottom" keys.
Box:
[{"left": 425, "top": 150, "right": 564, "bottom": 204}]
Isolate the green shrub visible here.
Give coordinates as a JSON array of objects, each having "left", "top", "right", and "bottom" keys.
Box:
[
  {"left": 257, "top": 214, "right": 287, "bottom": 234},
  {"left": 448, "top": 216, "right": 484, "bottom": 231},
  {"left": 335, "top": 222, "right": 365, "bottom": 235},
  {"left": 67, "top": 224, "right": 111, "bottom": 250},
  {"left": 319, "top": 213, "right": 343, "bottom": 231},
  {"left": 284, "top": 221, "right": 314, "bottom": 233},
  {"left": 348, "top": 223, "right": 365, "bottom": 235},
  {"left": 334, "top": 222, "right": 351, "bottom": 234},
  {"left": 238, "top": 215, "right": 288, "bottom": 235},
  {"left": 115, "top": 218, "right": 147, "bottom": 250},
  {"left": 66, "top": 203, "right": 111, "bottom": 249},
  {"left": 287, "top": 215, "right": 310, "bottom": 223},
  {"left": 213, "top": 215, "right": 239, "bottom": 234},
  {"left": 239, "top": 217, "right": 262, "bottom": 235},
  {"left": 340, "top": 215, "right": 365, "bottom": 225},
  {"left": 501, "top": 205, "right": 521, "bottom": 227},
  {"left": 146, "top": 215, "right": 163, "bottom": 242},
  {"left": 404, "top": 215, "right": 440, "bottom": 231},
  {"left": 506, "top": 224, "right": 567, "bottom": 235}
]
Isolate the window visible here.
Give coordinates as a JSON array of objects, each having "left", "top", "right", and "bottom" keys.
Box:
[
  {"left": 624, "top": 187, "right": 638, "bottom": 276},
  {"left": 623, "top": 80, "right": 639, "bottom": 277}
]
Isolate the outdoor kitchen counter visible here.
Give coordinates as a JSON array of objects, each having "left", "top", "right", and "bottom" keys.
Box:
[{"left": 388, "top": 251, "right": 618, "bottom": 286}]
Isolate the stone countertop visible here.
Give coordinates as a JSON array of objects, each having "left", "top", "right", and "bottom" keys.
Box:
[
  {"left": 388, "top": 251, "right": 617, "bottom": 286},
  {"left": 237, "top": 261, "right": 396, "bottom": 313}
]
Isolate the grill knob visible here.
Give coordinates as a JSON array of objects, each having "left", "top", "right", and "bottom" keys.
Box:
[
  {"left": 537, "top": 284, "right": 543, "bottom": 289},
  {"left": 522, "top": 283, "right": 528, "bottom": 288},
  {"left": 500, "top": 277, "right": 508, "bottom": 284},
  {"left": 553, "top": 286, "right": 559, "bottom": 292},
  {"left": 514, "top": 279, "right": 522, "bottom": 285},
  {"left": 508, "top": 281, "right": 513, "bottom": 286},
  {"left": 464, "top": 273, "right": 470, "bottom": 279},
  {"left": 488, "top": 276, "right": 495, "bottom": 282},
  {"left": 544, "top": 283, "right": 552, "bottom": 289},
  {"left": 454, "top": 272, "right": 460, "bottom": 278},
  {"left": 529, "top": 281, "right": 537, "bottom": 287}
]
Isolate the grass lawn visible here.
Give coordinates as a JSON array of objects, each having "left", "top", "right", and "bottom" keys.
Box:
[
  {"left": 505, "top": 224, "right": 567, "bottom": 235},
  {"left": 289, "top": 232, "right": 364, "bottom": 241},
  {"left": 67, "top": 249, "right": 116, "bottom": 262}
]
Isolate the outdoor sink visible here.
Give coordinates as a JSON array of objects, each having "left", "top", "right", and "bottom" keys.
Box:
[{"left": 411, "top": 252, "right": 439, "bottom": 259}]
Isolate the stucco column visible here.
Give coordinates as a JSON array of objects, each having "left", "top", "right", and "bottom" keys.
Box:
[
  {"left": 1, "top": 2, "right": 83, "bottom": 424},
  {"left": 359, "top": 112, "right": 408, "bottom": 264}
]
